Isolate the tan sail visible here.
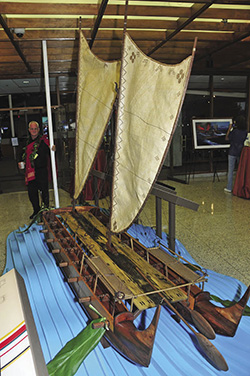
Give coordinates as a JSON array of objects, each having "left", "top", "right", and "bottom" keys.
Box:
[
  {"left": 111, "top": 33, "right": 195, "bottom": 233},
  {"left": 74, "top": 31, "right": 120, "bottom": 199}
]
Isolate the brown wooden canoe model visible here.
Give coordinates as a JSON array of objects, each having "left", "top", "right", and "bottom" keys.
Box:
[
  {"left": 40, "top": 206, "right": 249, "bottom": 371},
  {"left": 77, "top": 206, "right": 248, "bottom": 340}
]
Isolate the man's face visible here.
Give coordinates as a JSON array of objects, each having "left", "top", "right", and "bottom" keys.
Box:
[{"left": 29, "top": 123, "right": 40, "bottom": 139}]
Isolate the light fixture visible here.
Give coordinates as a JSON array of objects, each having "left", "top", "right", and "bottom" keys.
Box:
[{"left": 22, "top": 80, "right": 30, "bottom": 84}]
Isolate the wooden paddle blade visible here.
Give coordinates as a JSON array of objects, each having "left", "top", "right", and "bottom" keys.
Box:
[
  {"left": 190, "top": 309, "right": 216, "bottom": 340},
  {"left": 195, "top": 286, "right": 250, "bottom": 337},
  {"left": 110, "top": 306, "right": 161, "bottom": 367},
  {"left": 195, "top": 333, "right": 229, "bottom": 372},
  {"left": 172, "top": 301, "right": 216, "bottom": 340}
]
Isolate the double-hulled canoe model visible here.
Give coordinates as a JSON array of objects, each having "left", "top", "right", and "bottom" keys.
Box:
[
  {"left": 40, "top": 206, "right": 247, "bottom": 372},
  {"left": 39, "top": 9, "right": 248, "bottom": 371}
]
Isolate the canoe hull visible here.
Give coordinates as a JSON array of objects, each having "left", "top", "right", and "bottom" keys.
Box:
[
  {"left": 194, "top": 287, "right": 250, "bottom": 337},
  {"left": 42, "top": 207, "right": 162, "bottom": 367},
  {"left": 107, "top": 307, "right": 161, "bottom": 367}
]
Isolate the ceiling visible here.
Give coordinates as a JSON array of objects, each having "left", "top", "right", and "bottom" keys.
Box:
[{"left": 1, "top": 0, "right": 250, "bottom": 96}]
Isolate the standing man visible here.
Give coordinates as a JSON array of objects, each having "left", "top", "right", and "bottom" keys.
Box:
[{"left": 18, "top": 121, "right": 55, "bottom": 219}]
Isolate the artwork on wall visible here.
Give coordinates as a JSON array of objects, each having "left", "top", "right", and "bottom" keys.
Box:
[{"left": 192, "top": 118, "right": 232, "bottom": 149}]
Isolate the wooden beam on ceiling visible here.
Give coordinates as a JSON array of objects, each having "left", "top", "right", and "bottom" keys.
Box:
[
  {"left": 143, "top": 0, "right": 250, "bottom": 4},
  {"left": 196, "top": 30, "right": 250, "bottom": 64},
  {"left": 0, "top": 3, "right": 98, "bottom": 16},
  {"left": 148, "top": 1, "right": 215, "bottom": 56},
  {"left": 202, "top": 7, "right": 250, "bottom": 19},
  {"left": 0, "top": 28, "right": 238, "bottom": 42},
  {"left": 1, "top": 1, "right": 250, "bottom": 81},
  {"left": 208, "top": 43, "right": 250, "bottom": 70},
  {"left": 5, "top": 17, "right": 250, "bottom": 33},
  {"left": 1, "top": 2, "right": 249, "bottom": 20},
  {"left": 0, "top": 14, "right": 33, "bottom": 73}
]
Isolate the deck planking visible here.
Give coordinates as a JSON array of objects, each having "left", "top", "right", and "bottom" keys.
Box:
[{"left": 61, "top": 210, "right": 187, "bottom": 309}]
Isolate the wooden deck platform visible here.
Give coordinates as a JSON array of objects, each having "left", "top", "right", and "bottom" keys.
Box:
[
  {"left": 147, "top": 247, "right": 204, "bottom": 284},
  {"left": 60, "top": 210, "right": 187, "bottom": 310}
]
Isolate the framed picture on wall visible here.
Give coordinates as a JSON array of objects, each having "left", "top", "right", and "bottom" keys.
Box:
[{"left": 192, "top": 118, "right": 232, "bottom": 150}]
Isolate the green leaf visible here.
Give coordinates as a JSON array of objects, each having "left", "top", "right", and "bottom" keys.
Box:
[
  {"left": 183, "top": 263, "right": 203, "bottom": 273},
  {"left": 210, "top": 294, "right": 250, "bottom": 316},
  {"left": 47, "top": 318, "right": 106, "bottom": 376}
]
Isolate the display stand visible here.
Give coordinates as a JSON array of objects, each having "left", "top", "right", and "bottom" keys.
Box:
[
  {"left": 187, "top": 149, "right": 222, "bottom": 183},
  {"left": 0, "top": 269, "right": 48, "bottom": 375},
  {"left": 211, "top": 151, "right": 220, "bottom": 182}
]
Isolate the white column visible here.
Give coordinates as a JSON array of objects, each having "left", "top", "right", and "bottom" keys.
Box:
[
  {"left": 8, "top": 94, "right": 16, "bottom": 159},
  {"left": 42, "top": 40, "right": 60, "bottom": 208}
]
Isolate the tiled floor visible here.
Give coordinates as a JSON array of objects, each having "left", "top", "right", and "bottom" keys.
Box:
[{"left": 0, "top": 157, "right": 249, "bottom": 286}]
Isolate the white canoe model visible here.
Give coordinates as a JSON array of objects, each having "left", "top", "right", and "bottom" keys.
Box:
[{"left": 0, "top": 269, "right": 48, "bottom": 376}]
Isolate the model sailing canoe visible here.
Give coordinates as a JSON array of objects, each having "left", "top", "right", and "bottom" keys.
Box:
[
  {"left": 40, "top": 29, "right": 231, "bottom": 370},
  {"left": 41, "top": 206, "right": 228, "bottom": 371}
]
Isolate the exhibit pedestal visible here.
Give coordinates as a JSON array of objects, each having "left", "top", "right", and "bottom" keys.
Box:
[{"left": 0, "top": 269, "right": 48, "bottom": 376}]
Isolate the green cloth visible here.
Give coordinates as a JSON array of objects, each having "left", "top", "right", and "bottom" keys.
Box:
[{"left": 47, "top": 318, "right": 106, "bottom": 376}]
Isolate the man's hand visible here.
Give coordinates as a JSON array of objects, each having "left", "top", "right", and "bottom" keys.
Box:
[
  {"left": 225, "top": 124, "right": 233, "bottom": 141},
  {"left": 18, "top": 162, "right": 25, "bottom": 169}
]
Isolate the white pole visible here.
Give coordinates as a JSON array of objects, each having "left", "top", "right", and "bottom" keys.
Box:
[
  {"left": 42, "top": 40, "right": 60, "bottom": 208},
  {"left": 8, "top": 94, "right": 16, "bottom": 160}
]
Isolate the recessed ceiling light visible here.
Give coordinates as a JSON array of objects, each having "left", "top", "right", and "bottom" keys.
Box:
[{"left": 22, "top": 80, "right": 30, "bottom": 84}]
